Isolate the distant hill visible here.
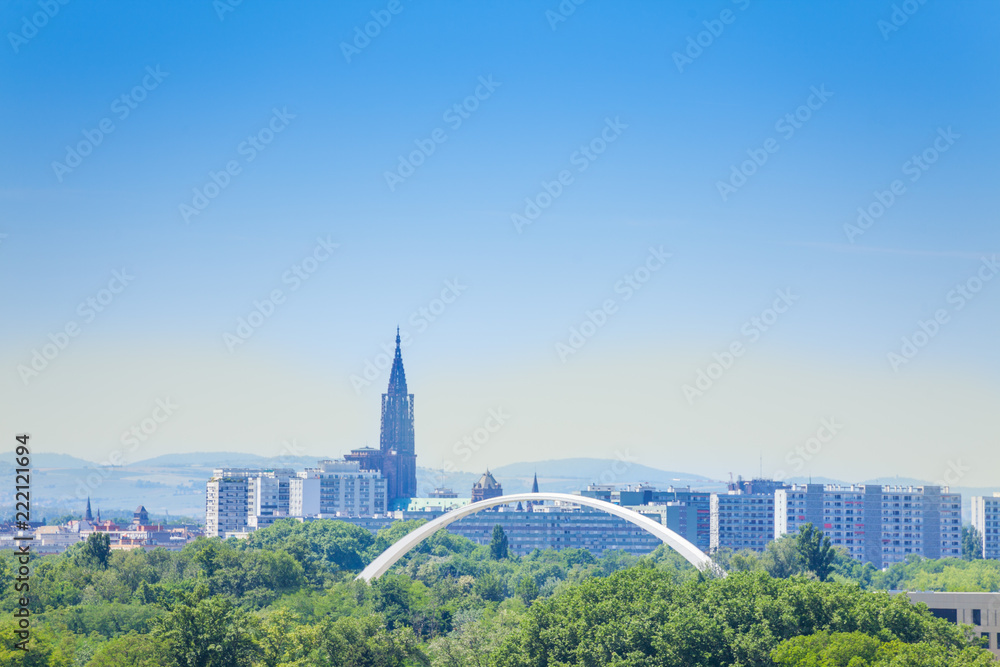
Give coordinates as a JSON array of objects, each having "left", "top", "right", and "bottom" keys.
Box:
[
  {"left": 0, "top": 451, "right": 99, "bottom": 468},
  {"left": 418, "top": 457, "right": 723, "bottom": 497},
  {"left": 495, "top": 458, "right": 713, "bottom": 484},
  {"left": 132, "top": 452, "right": 321, "bottom": 469}
]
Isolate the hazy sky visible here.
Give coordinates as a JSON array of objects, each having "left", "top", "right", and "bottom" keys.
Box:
[{"left": 2, "top": 1, "right": 998, "bottom": 487}]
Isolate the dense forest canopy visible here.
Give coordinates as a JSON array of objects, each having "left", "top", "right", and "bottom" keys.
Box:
[{"left": 1, "top": 519, "right": 996, "bottom": 666}]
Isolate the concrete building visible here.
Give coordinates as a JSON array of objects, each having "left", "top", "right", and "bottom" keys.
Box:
[
  {"left": 288, "top": 461, "right": 388, "bottom": 519},
  {"left": 776, "top": 484, "right": 962, "bottom": 568},
  {"left": 711, "top": 491, "right": 776, "bottom": 553},
  {"left": 622, "top": 502, "right": 703, "bottom": 552},
  {"left": 447, "top": 508, "right": 663, "bottom": 556},
  {"left": 289, "top": 473, "right": 321, "bottom": 518},
  {"left": 207, "top": 461, "right": 387, "bottom": 535},
  {"left": 247, "top": 469, "right": 296, "bottom": 529},
  {"left": 577, "top": 484, "right": 712, "bottom": 553},
  {"left": 205, "top": 469, "right": 258, "bottom": 538},
  {"left": 906, "top": 592, "right": 1000, "bottom": 657},
  {"left": 310, "top": 459, "right": 387, "bottom": 517},
  {"left": 649, "top": 487, "right": 712, "bottom": 554},
  {"left": 972, "top": 494, "right": 1000, "bottom": 560}
]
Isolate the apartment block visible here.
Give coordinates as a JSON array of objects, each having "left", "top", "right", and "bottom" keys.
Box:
[
  {"left": 776, "top": 484, "right": 962, "bottom": 568},
  {"left": 580, "top": 484, "right": 711, "bottom": 553},
  {"left": 287, "top": 460, "right": 387, "bottom": 519},
  {"left": 206, "top": 462, "right": 387, "bottom": 536},
  {"left": 710, "top": 491, "right": 776, "bottom": 553},
  {"left": 972, "top": 493, "right": 1000, "bottom": 560},
  {"left": 205, "top": 469, "right": 256, "bottom": 538},
  {"left": 247, "top": 469, "right": 296, "bottom": 529}
]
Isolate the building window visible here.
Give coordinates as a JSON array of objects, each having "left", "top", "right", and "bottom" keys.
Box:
[{"left": 973, "top": 609, "right": 982, "bottom": 626}]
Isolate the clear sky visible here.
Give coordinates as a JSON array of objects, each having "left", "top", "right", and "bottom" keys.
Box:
[{"left": 2, "top": 1, "right": 998, "bottom": 486}]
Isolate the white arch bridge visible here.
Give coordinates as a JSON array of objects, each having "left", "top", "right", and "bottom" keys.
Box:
[{"left": 357, "top": 492, "right": 721, "bottom": 582}]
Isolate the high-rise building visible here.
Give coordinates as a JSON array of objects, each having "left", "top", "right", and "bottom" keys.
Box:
[
  {"left": 776, "top": 484, "right": 962, "bottom": 568},
  {"left": 710, "top": 491, "right": 776, "bottom": 553},
  {"left": 972, "top": 493, "right": 1000, "bottom": 560},
  {"left": 205, "top": 469, "right": 257, "bottom": 538},
  {"left": 246, "top": 468, "right": 296, "bottom": 529},
  {"left": 347, "top": 329, "right": 416, "bottom": 506},
  {"left": 207, "top": 462, "right": 388, "bottom": 534},
  {"left": 296, "top": 459, "right": 387, "bottom": 518}
]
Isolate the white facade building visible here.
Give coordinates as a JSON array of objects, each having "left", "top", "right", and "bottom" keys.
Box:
[
  {"left": 246, "top": 469, "right": 296, "bottom": 529},
  {"left": 308, "top": 459, "right": 387, "bottom": 518},
  {"left": 972, "top": 493, "right": 1000, "bottom": 560},
  {"left": 205, "top": 469, "right": 257, "bottom": 538},
  {"left": 207, "top": 462, "right": 388, "bottom": 535}
]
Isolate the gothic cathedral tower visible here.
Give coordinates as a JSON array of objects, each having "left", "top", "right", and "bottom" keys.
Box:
[{"left": 380, "top": 328, "right": 417, "bottom": 502}]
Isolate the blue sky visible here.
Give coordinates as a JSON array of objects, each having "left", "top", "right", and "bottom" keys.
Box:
[{"left": 2, "top": 0, "right": 998, "bottom": 486}]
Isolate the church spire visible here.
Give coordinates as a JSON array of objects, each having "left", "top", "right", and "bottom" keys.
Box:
[
  {"left": 85, "top": 497, "right": 93, "bottom": 522},
  {"left": 528, "top": 472, "right": 539, "bottom": 512},
  {"left": 387, "top": 326, "right": 407, "bottom": 396}
]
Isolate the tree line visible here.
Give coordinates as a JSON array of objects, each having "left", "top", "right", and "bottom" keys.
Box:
[{"left": 0, "top": 519, "right": 996, "bottom": 666}]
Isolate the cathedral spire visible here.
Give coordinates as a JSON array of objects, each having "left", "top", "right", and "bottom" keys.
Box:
[
  {"left": 85, "top": 497, "right": 93, "bottom": 522},
  {"left": 387, "top": 327, "right": 407, "bottom": 396}
]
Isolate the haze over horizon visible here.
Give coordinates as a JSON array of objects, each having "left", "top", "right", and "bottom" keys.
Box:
[{"left": 2, "top": 2, "right": 998, "bottom": 487}]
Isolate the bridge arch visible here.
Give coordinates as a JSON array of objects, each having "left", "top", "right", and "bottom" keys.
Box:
[{"left": 357, "top": 492, "right": 720, "bottom": 581}]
